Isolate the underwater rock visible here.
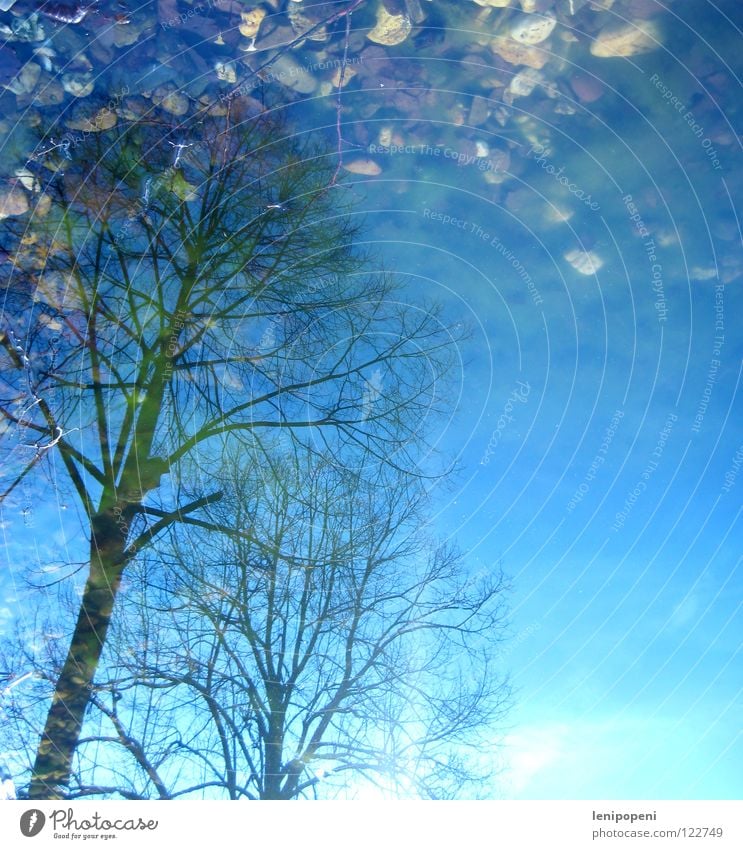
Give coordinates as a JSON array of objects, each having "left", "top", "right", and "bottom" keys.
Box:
[
  {"left": 157, "top": 0, "right": 178, "bottom": 25},
  {"left": 229, "top": 95, "right": 265, "bottom": 122},
  {"left": 404, "top": 0, "right": 425, "bottom": 24},
  {"left": 33, "top": 74, "right": 65, "bottom": 106},
  {"left": 113, "top": 19, "right": 144, "bottom": 48},
  {"left": 24, "top": 109, "right": 42, "bottom": 127},
  {"left": 469, "top": 95, "right": 490, "bottom": 126},
  {"left": 358, "top": 40, "right": 426, "bottom": 94},
  {"left": 141, "top": 58, "right": 184, "bottom": 92},
  {"left": 0, "top": 12, "right": 45, "bottom": 42},
  {"left": 408, "top": 1, "right": 445, "bottom": 49},
  {"left": 153, "top": 86, "right": 190, "bottom": 116},
  {"left": 203, "top": 97, "right": 229, "bottom": 117},
  {"left": 268, "top": 53, "right": 317, "bottom": 93},
  {"left": 62, "top": 71, "right": 94, "bottom": 97},
  {"left": 93, "top": 19, "right": 121, "bottom": 54},
  {"left": 0, "top": 46, "right": 22, "bottom": 87},
  {"left": 475, "top": 140, "right": 490, "bottom": 158},
  {"left": 391, "top": 86, "right": 434, "bottom": 118},
  {"left": 287, "top": 2, "right": 328, "bottom": 41},
  {"left": 491, "top": 104, "right": 510, "bottom": 126},
  {"left": 5, "top": 61, "right": 41, "bottom": 95},
  {"left": 564, "top": 249, "right": 603, "bottom": 275},
  {"left": 65, "top": 106, "right": 117, "bottom": 131},
  {"left": 569, "top": 73, "right": 604, "bottom": 103},
  {"left": 119, "top": 95, "right": 151, "bottom": 119},
  {"left": 90, "top": 107, "right": 116, "bottom": 130},
  {"left": 215, "top": 61, "right": 237, "bottom": 84},
  {"left": 14, "top": 167, "right": 40, "bottom": 193},
  {"left": 252, "top": 24, "right": 296, "bottom": 52},
  {"left": 239, "top": 8, "right": 266, "bottom": 38},
  {"left": 509, "top": 13, "right": 557, "bottom": 45},
  {"left": 590, "top": 20, "right": 660, "bottom": 57},
  {"left": 212, "top": 0, "right": 245, "bottom": 13},
  {"left": 512, "top": 113, "right": 550, "bottom": 149},
  {"left": 330, "top": 63, "right": 357, "bottom": 87},
  {"left": 449, "top": 103, "right": 466, "bottom": 126},
  {"left": 0, "top": 185, "right": 29, "bottom": 220},
  {"left": 378, "top": 126, "right": 393, "bottom": 147},
  {"left": 507, "top": 67, "right": 544, "bottom": 99},
  {"left": 367, "top": 4, "right": 412, "bottom": 46},
  {"left": 472, "top": 0, "right": 512, "bottom": 7},
  {"left": 32, "top": 44, "right": 56, "bottom": 73},
  {"left": 342, "top": 158, "right": 382, "bottom": 176},
  {"left": 34, "top": 192, "right": 52, "bottom": 217},
  {"left": 485, "top": 146, "right": 510, "bottom": 174},
  {"left": 492, "top": 35, "right": 549, "bottom": 69},
  {"left": 183, "top": 55, "right": 213, "bottom": 98}
]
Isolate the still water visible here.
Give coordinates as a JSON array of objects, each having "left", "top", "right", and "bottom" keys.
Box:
[{"left": 0, "top": 0, "right": 741, "bottom": 800}]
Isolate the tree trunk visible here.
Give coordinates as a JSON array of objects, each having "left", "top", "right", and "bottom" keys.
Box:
[
  {"left": 28, "top": 510, "right": 128, "bottom": 799},
  {"left": 262, "top": 720, "right": 285, "bottom": 800}
]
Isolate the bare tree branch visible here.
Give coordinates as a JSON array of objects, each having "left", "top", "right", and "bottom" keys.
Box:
[{"left": 1, "top": 107, "right": 460, "bottom": 798}]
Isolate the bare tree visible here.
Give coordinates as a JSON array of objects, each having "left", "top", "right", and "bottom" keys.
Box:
[
  {"left": 0, "top": 108, "right": 456, "bottom": 798},
  {"left": 59, "top": 447, "right": 510, "bottom": 800}
]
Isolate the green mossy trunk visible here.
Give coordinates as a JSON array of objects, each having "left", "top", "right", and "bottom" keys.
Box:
[{"left": 28, "top": 510, "right": 129, "bottom": 799}]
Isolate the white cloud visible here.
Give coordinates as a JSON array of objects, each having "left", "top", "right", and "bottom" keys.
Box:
[
  {"left": 500, "top": 723, "right": 570, "bottom": 796},
  {"left": 497, "top": 715, "right": 704, "bottom": 799}
]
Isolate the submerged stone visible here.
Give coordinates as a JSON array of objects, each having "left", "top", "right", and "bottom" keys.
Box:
[
  {"left": 62, "top": 71, "right": 94, "bottom": 97},
  {"left": 0, "top": 185, "right": 29, "bottom": 219},
  {"left": 508, "top": 67, "right": 544, "bottom": 99},
  {"left": 0, "top": 45, "right": 22, "bottom": 87},
  {"left": 239, "top": 8, "right": 266, "bottom": 38},
  {"left": 569, "top": 73, "right": 604, "bottom": 103},
  {"left": 5, "top": 61, "right": 41, "bottom": 95},
  {"left": 153, "top": 86, "right": 190, "bottom": 115},
  {"left": 509, "top": 13, "right": 557, "bottom": 45},
  {"left": 14, "top": 167, "right": 40, "bottom": 193},
  {"left": 215, "top": 61, "right": 237, "bottom": 84},
  {"left": 0, "top": 12, "right": 45, "bottom": 42},
  {"left": 367, "top": 5, "right": 412, "bottom": 46},
  {"left": 288, "top": 3, "right": 329, "bottom": 41},
  {"left": 343, "top": 158, "right": 382, "bottom": 176},
  {"left": 492, "top": 35, "right": 549, "bottom": 69},
  {"left": 65, "top": 107, "right": 117, "bottom": 131},
  {"left": 590, "top": 20, "right": 660, "bottom": 57},
  {"left": 268, "top": 53, "right": 317, "bottom": 93}
]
